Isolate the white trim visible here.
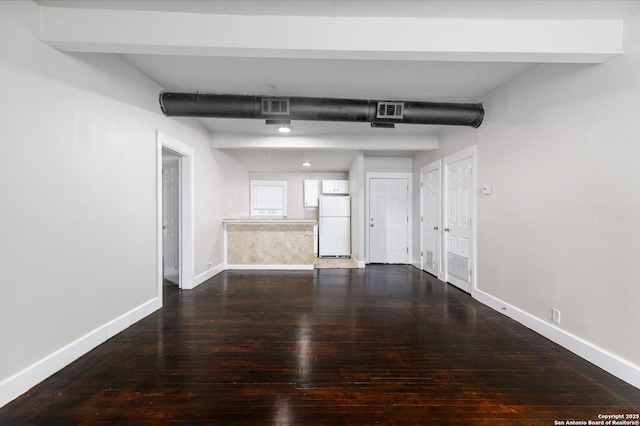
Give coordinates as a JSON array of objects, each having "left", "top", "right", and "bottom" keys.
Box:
[
  {"left": 419, "top": 159, "right": 443, "bottom": 279},
  {"left": 225, "top": 264, "right": 315, "bottom": 270},
  {"left": 365, "top": 172, "right": 413, "bottom": 264},
  {"left": 193, "top": 263, "right": 225, "bottom": 288},
  {"left": 474, "top": 289, "right": 640, "bottom": 390},
  {"left": 157, "top": 131, "right": 195, "bottom": 290},
  {"left": 223, "top": 224, "right": 228, "bottom": 266},
  {"left": 0, "top": 297, "right": 161, "bottom": 408},
  {"left": 351, "top": 255, "right": 366, "bottom": 269}
]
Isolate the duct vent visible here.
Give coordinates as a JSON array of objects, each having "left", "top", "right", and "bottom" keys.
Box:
[
  {"left": 377, "top": 102, "right": 404, "bottom": 119},
  {"left": 261, "top": 98, "right": 290, "bottom": 116}
]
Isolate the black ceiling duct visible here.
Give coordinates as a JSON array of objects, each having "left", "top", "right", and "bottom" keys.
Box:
[{"left": 159, "top": 92, "right": 484, "bottom": 128}]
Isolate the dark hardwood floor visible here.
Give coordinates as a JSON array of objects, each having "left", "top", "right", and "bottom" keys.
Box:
[{"left": 2, "top": 265, "right": 639, "bottom": 424}]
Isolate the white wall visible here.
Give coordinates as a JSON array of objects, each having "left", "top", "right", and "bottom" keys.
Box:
[
  {"left": 349, "top": 152, "right": 365, "bottom": 266},
  {"left": 412, "top": 16, "right": 640, "bottom": 385},
  {"left": 249, "top": 171, "right": 348, "bottom": 219},
  {"left": 0, "top": 1, "right": 248, "bottom": 406},
  {"left": 364, "top": 156, "right": 412, "bottom": 173},
  {"left": 196, "top": 148, "right": 249, "bottom": 275}
]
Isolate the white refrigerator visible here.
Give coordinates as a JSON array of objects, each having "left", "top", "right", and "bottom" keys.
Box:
[{"left": 319, "top": 196, "right": 351, "bottom": 257}]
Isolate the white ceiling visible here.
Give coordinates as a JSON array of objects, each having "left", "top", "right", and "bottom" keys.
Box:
[{"left": 35, "top": 0, "right": 640, "bottom": 172}]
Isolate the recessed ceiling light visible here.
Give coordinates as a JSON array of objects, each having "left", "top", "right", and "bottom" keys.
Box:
[
  {"left": 301, "top": 161, "right": 312, "bottom": 167},
  {"left": 265, "top": 119, "right": 292, "bottom": 133}
]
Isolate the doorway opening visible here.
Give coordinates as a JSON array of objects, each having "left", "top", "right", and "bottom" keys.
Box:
[
  {"left": 156, "top": 131, "right": 194, "bottom": 294},
  {"left": 162, "top": 149, "right": 180, "bottom": 286}
]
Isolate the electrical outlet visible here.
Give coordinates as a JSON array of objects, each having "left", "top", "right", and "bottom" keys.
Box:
[
  {"left": 552, "top": 308, "right": 561, "bottom": 324},
  {"left": 207, "top": 261, "right": 213, "bottom": 269}
]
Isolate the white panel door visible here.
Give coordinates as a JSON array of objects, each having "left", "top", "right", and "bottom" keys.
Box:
[
  {"left": 421, "top": 165, "right": 441, "bottom": 277},
  {"left": 444, "top": 154, "right": 473, "bottom": 293},
  {"left": 369, "top": 178, "right": 408, "bottom": 264},
  {"left": 163, "top": 159, "right": 180, "bottom": 285}
]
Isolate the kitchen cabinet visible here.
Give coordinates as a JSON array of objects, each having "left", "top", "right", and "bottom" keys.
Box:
[
  {"left": 303, "top": 179, "right": 319, "bottom": 207},
  {"left": 322, "top": 179, "right": 349, "bottom": 194}
]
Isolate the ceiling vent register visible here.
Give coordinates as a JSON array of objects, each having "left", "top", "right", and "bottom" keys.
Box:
[
  {"left": 377, "top": 102, "right": 404, "bottom": 119},
  {"left": 261, "top": 98, "right": 290, "bottom": 116}
]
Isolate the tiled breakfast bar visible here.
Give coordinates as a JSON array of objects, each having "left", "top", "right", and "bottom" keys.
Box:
[{"left": 223, "top": 219, "right": 316, "bottom": 270}]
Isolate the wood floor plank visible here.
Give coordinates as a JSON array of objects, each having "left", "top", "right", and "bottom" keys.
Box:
[{"left": 1, "top": 266, "right": 639, "bottom": 424}]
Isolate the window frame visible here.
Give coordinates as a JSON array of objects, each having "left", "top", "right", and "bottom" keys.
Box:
[{"left": 250, "top": 180, "right": 288, "bottom": 218}]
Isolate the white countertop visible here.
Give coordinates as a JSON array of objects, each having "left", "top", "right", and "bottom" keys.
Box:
[{"left": 222, "top": 218, "right": 317, "bottom": 225}]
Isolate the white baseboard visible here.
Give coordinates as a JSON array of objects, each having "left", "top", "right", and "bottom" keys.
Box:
[
  {"left": 0, "top": 297, "right": 162, "bottom": 408},
  {"left": 191, "top": 263, "right": 225, "bottom": 289},
  {"left": 473, "top": 288, "right": 640, "bottom": 390},
  {"left": 226, "top": 264, "right": 314, "bottom": 270},
  {"left": 351, "top": 255, "right": 366, "bottom": 268},
  {"left": 411, "top": 259, "right": 421, "bottom": 269}
]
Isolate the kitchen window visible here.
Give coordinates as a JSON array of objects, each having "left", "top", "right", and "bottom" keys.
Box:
[{"left": 250, "top": 180, "right": 287, "bottom": 218}]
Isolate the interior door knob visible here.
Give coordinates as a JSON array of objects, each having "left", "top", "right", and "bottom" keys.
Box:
[
  {"left": 433, "top": 226, "right": 439, "bottom": 231},
  {"left": 371, "top": 224, "right": 374, "bottom": 227},
  {"left": 444, "top": 227, "right": 450, "bottom": 232}
]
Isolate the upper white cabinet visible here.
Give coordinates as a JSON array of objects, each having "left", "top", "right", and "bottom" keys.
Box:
[
  {"left": 303, "top": 179, "right": 319, "bottom": 208},
  {"left": 322, "top": 180, "right": 349, "bottom": 194}
]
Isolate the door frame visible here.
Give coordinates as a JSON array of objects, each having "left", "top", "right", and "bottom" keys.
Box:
[
  {"left": 442, "top": 145, "right": 477, "bottom": 294},
  {"left": 420, "top": 159, "right": 442, "bottom": 279},
  {"left": 365, "top": 172, "right": 412, "bottom": 264},
  {"left": 156, "top": 130, "right": 194, "bottom": 292}
]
